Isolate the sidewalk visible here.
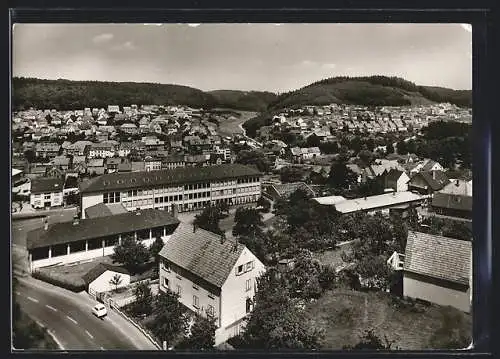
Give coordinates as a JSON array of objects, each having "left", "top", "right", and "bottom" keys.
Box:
[{"left": 12, "top": 203, "right": 78, "bottom": 220}]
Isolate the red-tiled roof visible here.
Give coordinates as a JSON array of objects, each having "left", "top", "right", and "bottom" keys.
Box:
[{"left": 404, "top": 231, "right": 471, "bottom": 286}]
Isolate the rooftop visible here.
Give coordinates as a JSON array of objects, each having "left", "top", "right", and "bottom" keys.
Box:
[
  {"left": 27, "top": 209, "right": 180, "bottom": 250},
  {"left": 431, "top": 192, "right": 473, "bottom": 212},
  {"left": 404, "top": 231, "right": 471, "bottom": 286},
  {"left": 80, "top": 163, "right": 262, "bottom": 194},
  {"left": 159, "top": 224, "right": 245, "bottom": 288},
  {"left": 82, "top": 263, "right": 130, "bottom": 285},
  {"left": 31, "top": 177, "right": 64, "bottom": 194},
  {"left": 313, "top": 195, "right": 347, "bottom": 206},
  {"left": 84, "top": 203, "right": 128, "bottom": 219},
  {"left": 331, "top": 191, "right": 429, "bottom": 214}
]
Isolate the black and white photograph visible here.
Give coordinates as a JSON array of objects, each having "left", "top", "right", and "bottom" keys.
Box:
[{"left": 11, "top": 23, "right": 473, "bottom": 351}]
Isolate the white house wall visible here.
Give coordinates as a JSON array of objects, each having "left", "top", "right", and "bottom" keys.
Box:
[
  {"left": 218, "top": 248, "right": 266, "bottom": 344},
  {"left": 81, "top": 193, "right": 104, "bottom": 218},
  {"left": 403, "top": 275, "right": 471, "bottom": 313},
  {"left": 89, "top": 270, "right": 131, "bottom": 293}
]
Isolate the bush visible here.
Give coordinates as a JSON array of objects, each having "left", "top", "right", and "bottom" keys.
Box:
[{"left": 32, "top": 270, "right": 85, "bottom": 292}]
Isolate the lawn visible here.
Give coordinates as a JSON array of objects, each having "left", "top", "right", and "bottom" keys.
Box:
[
  {"left": 305, "top": 289, "right": 472, "bottom": 350},
  {"left": 216, "top": 110, "right": 258, "bottom": 137}
]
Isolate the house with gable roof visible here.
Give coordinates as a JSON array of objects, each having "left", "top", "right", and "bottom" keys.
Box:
[
  {"left": 158, "top": 223, "right": 266, "bottom": 345},
  {"left": 402, "top": 231, "right": 472, "bottom": 313}
]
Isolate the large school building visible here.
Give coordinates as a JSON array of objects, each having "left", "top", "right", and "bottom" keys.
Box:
[{"left": 79, "top": 164, "right": 263, "bottom": 219}]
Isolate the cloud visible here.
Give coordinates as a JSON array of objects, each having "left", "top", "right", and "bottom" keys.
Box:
[
  {"left": 460, "top": 24, "right": 472, "bottom": 33},
  {"left": 92, "top": 33, "right": 114, "bottom": 44},
  {"left": 187, "top": 23, "right": 201, "bottom": 28},
  {"left": 112, "top": 41, "right": 137, "bottom": 51},
  {"left": 322, "top": 63, "right": 336, "bottom": 70},
  {"left": 300, "top": 60, "right": 317, "bottom": 67}
]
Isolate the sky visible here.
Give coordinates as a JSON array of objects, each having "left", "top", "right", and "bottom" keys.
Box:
[{"left": 12, "top": 23, "right": 472, "bottom": 93}]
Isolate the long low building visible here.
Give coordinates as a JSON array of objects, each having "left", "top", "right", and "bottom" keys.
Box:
[
  {"left": 313, "top": 191, "right": 430, "bottom": 215},
  {"left": 79, "top": 163, "right": 262, "bottom": 219},
  {"left": 26, "top": 208, "right": 180, "bottom": 272}
]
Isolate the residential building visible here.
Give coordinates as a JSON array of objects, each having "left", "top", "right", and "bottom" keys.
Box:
[
  {"left": 35, "top": 142, "right": 61, "bottom": 159},
  {"left": 431, "top": 192, "right": 472, "bottom": 220},
  {"left": 79, "top": 163, "right": 262, "bottom": 219},
  {"left": 26, "top": 208, "right": 180, "bottom": 271},
  {"left": 403, "top": 231, "right": 471, "bottom": 313},
  {"left": 162, "top": 155, "right": 186, "bottom": 170},
  {"left": 158, "top": 224, "right": 266, "bottom": 345},
  {"left": 30, "top": 177, "right": 64, "bottom": 209},
  {"left": 440, "top": 179, "right": 473, "bottom": 196},
  {"left": 407, "top": 171, "right": 450, "bottom": 195},
  {"left": 88, "top": 142, "right": 116, "bottom": 159},
  {"left": 384, "top": 169, "right": 410, "bottom": 192}
]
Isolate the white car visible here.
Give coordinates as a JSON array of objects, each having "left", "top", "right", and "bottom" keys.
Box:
[{"left": 92, "top": 304, "right": 107, "bottom": 318}]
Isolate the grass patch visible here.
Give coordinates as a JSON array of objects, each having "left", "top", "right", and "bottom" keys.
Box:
[{"left": 305, "top": 289, "right": 471, "bottom": 350}]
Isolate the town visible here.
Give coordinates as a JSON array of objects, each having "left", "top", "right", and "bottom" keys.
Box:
[{"left": 12, "top": 98, "right": 472, "bottom": 350}]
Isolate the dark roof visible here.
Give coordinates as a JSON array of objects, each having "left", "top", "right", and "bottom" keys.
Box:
[
  {"left": 82, "top": 263, "right": 130, "bottom": 285},
  {"left": 413, "top": 171, "right": 450, "bottom": 191},
  {"left": 421, "top": 159, "right": 440, "bottom": 172},
  {"left": 27, "top": 209, "right": 180, "bottom": 250},
  {"left": 84, "top": 203, "right": 128, "bottom": 219},
  {"left": 31, "top": 177, "right": 64, "bottom": 193},
  {"left": 80, "top": 164, "right": 262, "bottom": 194},
  {"left": 385, "top": 169, "right": 405, "bottom": 182},
  {"left": 272, "top": 182, "right": 315, "bottom": 199},
  {"left": 431, "top": 192, "right": 472, "bottom": 212},
  {"left": 159, "top": 224, "right": 245, "bottom": 288},
  {"left": 404, "top": 231, "right": 471, "bottom": 286}
]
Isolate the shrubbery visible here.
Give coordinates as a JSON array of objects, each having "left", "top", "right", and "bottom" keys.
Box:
[{"left": 32, "top": 270, "right": 85, "bottom": 292}]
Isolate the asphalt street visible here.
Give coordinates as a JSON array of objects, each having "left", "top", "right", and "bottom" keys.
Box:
[{"left": 14, "top": 276, "right": 158, "bottom": 351}]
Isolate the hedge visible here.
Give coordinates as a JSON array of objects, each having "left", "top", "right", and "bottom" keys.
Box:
[{"left": 32, "top": 270, "right": 86, "bottom": 292}]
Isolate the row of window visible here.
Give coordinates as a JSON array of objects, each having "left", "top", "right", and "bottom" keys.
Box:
[
  {"left": 162, "top": 277, "right": 215, "bottom": 316},
  {"left": 103, "top": 191, "right": 121, "bottom": 203}
]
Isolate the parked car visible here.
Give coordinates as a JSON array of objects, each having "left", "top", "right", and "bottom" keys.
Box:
[{"left": 92, "top": 303, "right": 107, "bottom": 319}]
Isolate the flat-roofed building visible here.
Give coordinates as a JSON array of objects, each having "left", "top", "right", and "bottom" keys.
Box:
[
  {"left": 314, "top": 191, "right": 429, "bottom": 215},
  {"left": 26, "top": 208, "right": 180, "bottom": 272},
  {"left": 79, "top": 164, "right": 262, "bottom": 219}
]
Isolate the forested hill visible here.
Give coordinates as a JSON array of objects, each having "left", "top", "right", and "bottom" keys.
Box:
[
  {"left": 12, "top": 77, "right": 277, "bottom": 112},
  {"left": 267, "top": 76, "right": 472, "bottom": 110},
  {"left": 209, "top": 90, "right": 278, "bottom": 112}
]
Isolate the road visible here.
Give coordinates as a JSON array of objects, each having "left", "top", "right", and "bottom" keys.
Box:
[{"left": 14, "top": 276, "right": 158, "bottom": 351}]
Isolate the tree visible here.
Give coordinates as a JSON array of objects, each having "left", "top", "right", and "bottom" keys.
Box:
[
  {"left": 242, "top": 268, "right": 324, "bottom": 349},
  {"left": 193, "top": 204, "right": 224, "bottom": 235},
  {"left": 328, "top": 160, "right": 358, "bottom": 190},
  {"left": 23, "top": 149, "right": 36, "bottom": 163},
  {"left": 306, "top": 133, "right": 321, "bottom": 147},
  {"left": 232, "top": 207, "right": 264, "bottom": 238},
  {"left": 345, "top": 329, "right": 395, "bottom": 350},
  {"left": 177, "top": 314, "right": 217, "bottom": 350},
  {"left": 149, "top": 290, "right": 188, "bottom": 347},
  {"left": 280, "top": 166, "right": 305, "bottom": 183},
  {"left": 257, "top": 196, "right": 271, "bottom": 213},
  {"left": 149, "top": 237, "right": 164, "bottom": 263},
  {"left": 356, "top": 177, "right": 385, "bottom": 197},
  {"left": 235, "top": 149, "right": 271, "bottom": 172},
  {"left": 111, "top": 236, "right": 151, "bottom": 273},
  {"left": 132, "top": 281, "right": 154, "bottom": 316},
  {"left": 109, "top": 273, "right": 123, "bottom": 292}
]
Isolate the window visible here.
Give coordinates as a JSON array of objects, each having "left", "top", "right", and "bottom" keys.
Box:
[
  {"left": 235, "top": 265, "right": 244, "bottom": 276},
  {"left": 176, "top": 285, "right": 182, "bottom": 296},
  {"left": 207, "top": 304, "right": 214, "bottom": 317},
  {"left": 208, "top": 294, "right": 215, "bottom": 300},
  {"left": 245, "top": 278, "right": 252, "bottom": 292},
  {"left": 162, "top": 261, "right": 170, "bottom": 272},
  {"left": 193, "top": 295, "right": 199, "bottom": 308},
  {"left": 246, "top": 298, "right": 252, "bottom": 313},
  {"left": 163, "top": 278, "right": 169, "bottom": 289},
  {"left": 245, "top": 261, "right": 254, "bottom": 272},
  {"left": 192, "top": 285, "right": 199, "bottom": 290}
]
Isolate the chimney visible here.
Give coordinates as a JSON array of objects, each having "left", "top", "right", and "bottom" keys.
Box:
[
  {"left": 43, "top": 218, "right": 49, "bottom": 231},
  {"left": 220, "top": 232, "right": 226, "bottom": 244},
  {"left": 72, "top": 215, "right": 79, "bottom": 226},
  {"left": 456, "top": 179, "right": 460, "bottom": 186},
  {"left": 432, "top": 171, "right": 436, "bottom": 180}
]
